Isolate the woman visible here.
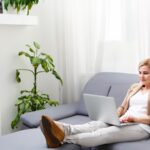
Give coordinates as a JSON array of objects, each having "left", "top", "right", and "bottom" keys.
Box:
[{"left": 40, "top": 58, "right": 150, "bottom": 148}]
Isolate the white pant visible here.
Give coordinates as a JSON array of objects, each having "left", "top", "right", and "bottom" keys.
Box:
[{"left": 62, "top": 121, "right": 149, "bottom": 147}]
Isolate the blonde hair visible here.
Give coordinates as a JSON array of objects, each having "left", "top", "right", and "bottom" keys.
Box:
[{"left": 138, "top": 58, "right": 150, "bottom": 69}]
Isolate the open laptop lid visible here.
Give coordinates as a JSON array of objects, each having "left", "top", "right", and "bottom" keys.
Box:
[{"left": 83, "top": 94, "right": 120, "bottom": 125}]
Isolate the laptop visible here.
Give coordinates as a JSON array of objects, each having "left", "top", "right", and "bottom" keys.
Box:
[{"left": 83, "top": 94, "right": 136, "bottom": 126}]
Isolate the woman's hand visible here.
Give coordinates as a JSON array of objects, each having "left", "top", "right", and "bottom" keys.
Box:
[
  {"left": 120, "top": 115, "right": 150, "bottom": 124},
  {"left": 120, "top": 115, "right": 135, "bottom": 123}
]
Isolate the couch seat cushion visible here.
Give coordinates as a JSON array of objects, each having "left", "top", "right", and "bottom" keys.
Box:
[
  {"left": 93, "top": 138, "right": 150, "bottom": 150},
  {"left": 58, "top": 115, "right": 91, "bottom": 125},
  {"left": 0, "top": 128, "right": 81, "bottom": 150}
]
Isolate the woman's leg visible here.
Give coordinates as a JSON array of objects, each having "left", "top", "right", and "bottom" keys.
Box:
[
  {"left": 64, "top": 125, "right": 149, "bottom": 147},
  {"left": 59, "top": 121, "right": 109, "bottom": 136}
]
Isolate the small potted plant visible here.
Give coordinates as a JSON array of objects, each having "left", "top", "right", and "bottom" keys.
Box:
[
  {"left": 11, "top": 41, "right": 63, "bottom": 129},
  {"left": 3, "top": 0, "right": 39, "bottom": 15}
]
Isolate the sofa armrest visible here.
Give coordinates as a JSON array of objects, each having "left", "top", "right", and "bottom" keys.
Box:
[{"left": 21, "top": 102, "right": 78, "bottom": 128}]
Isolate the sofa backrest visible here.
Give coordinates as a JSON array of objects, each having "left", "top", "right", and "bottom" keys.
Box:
[{"left": 77, "top": 72, "right": 138, "bottom": 115}]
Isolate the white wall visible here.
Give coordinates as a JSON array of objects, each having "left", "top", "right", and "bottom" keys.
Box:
[{"left": 0, "top": 0, "right": 60, "bottom": 135}]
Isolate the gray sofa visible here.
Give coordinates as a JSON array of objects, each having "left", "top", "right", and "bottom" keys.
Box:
[{"left": 0, "top": 72, "right": 149, "bottom": 150}]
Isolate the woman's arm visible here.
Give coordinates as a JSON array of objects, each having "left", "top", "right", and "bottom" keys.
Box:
[
  {"left": 126, "top": 115, "right": 150, "bottom": 124},
  {"left": 117, "top": 96, "right": 130, "bottom": 117},
  {"left": 117, "top": 83, "right": 141, "bottom": 117},
  {"left": 117, "top": 94, "right": 130, "bottom": 117},
  {"left": 117, "top": 106, "right": 125, "bottom": 117}
]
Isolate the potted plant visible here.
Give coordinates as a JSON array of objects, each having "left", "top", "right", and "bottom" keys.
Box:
[
  {"left": 11, "top": 41, "right": 63, "bottom": 129},
  {"left": 3, "top": 0, "right": 39, "bottom": 15}
]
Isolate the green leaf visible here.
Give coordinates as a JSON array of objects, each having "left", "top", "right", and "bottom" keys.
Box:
[
  {"left": 11, "top": 108, "right": 24, "bottom": 129},
  {"left": 18, "top": 95, "right": 28, "bottom": 100},
  {"left": 29, "top": 48, "right": 35, "bottom": 53},
  {"left": 41, "top": 60, "right": 49, "bottom": 72},
  {"left": 11, "top": 114, "right": 20, "bottom": 129},
  {"left": 48, "top": 99, "right": 59, "bottom": 106},
  {"left": 33, "top": 41, "right": 40, "bottom": 49},
  {"left": 18, "top": 51, "right": 31, "bottom": 58},
  {"left": 41, "top": 53, "right": 53, "bottom": 62},
  {"left": 30, "top": 57, "right": 41, "bottom": 68},
  {"left": 3, "top": 0, "right": 9, "bottom": 10},
  {"left": 20, "top": 90, "right": 31, "bottom": 94},
  {"left": 48, "top": 61, "right": 55, "bottom": 68},
  {"left": 15, "top": 100, "right": 23, "bottom": 106},
  {"left": 26, "top": 44, "right": 31, "bottom": 48},
  {"left": 41, "top": 94, "right": 49, "bottom": 99},
  {"left": 31, "top": 87, "right": 36, "bottom": 94},
  {"left": 16, "top": 70, "right": 21, "bottom": 83},
  {"left": 52, "top": 70, "right": 63, "bottom": 85},
  {"left": 25, "top": 103, "right": 30, "bottom": 110},
  {"left": 47, "top": 62, "right": 55, "bottom": 71}
]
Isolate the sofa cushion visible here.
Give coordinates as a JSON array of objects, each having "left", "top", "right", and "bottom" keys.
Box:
[
  {"left": 21, "top": 103, "right": 78, "bottom": 128},
  {"left": 108, "top": 84, "right": 131, "bottom": 107},
  {"left": 58, "top": 115, "right": 91, "bottom": 125},
  {"left": 77, "top": 84, "right": 111, "bottom": 115},
  {"left": 0, "top": 128, "right": 81, "bottom": 150},
  {"left": 94, "top": 138, "right": 150, "bottom": 150}
]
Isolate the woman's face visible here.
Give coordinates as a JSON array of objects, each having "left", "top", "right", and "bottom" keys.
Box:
[{"left": 139, "top": 65, "right": 150, "bottom": 86}]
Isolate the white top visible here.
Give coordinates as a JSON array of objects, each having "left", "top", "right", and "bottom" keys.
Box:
[{"left": 122, "top": 90, "right": 150, "bottom": 133}]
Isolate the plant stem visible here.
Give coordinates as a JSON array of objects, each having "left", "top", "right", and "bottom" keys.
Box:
[
  {"left": 37, "top": 71, "right": 45, "bottom": 74},
  {"left": 34, "top": 67, "right": 37, "bottom": 95},
  {"left": 17, "top": 69, "right": 34, "bottom": 74}
]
